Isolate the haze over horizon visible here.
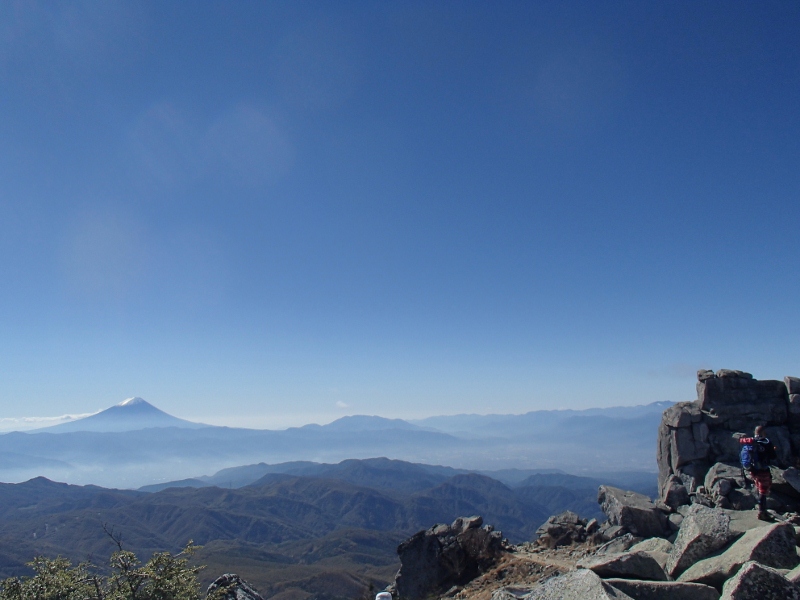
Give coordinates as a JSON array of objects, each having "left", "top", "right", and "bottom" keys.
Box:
[
  {"left": 0, "top": 395, "right": 673, "bottom": 433},
  {"left": 2, "top": 2, "right": 798, "bottom": 430}
]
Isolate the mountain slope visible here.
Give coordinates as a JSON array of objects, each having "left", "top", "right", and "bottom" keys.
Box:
[
  {"left": 0, "top": 457, "right": 660, "bottom": 597},
  {"left": 35, "top": 398, "right": 208, "bottom": 433},
  {"left": 0, "top": 469, "right": 554, "bottom": 591}
]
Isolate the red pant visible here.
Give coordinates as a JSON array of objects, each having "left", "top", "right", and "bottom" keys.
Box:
[{"left": 751, "top": 469, "right": 772, "bottom": 495}]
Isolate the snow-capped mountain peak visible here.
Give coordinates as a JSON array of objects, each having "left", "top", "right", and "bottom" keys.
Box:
[
  {"left": 34, "top": 397, "right": 207, "bottom": 433},
  {"left": 118, "top": 397, "right": 147, "bottom": 407}
]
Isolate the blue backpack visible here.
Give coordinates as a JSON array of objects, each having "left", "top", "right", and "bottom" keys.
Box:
[{"left": 740, "top": 436, "right": 774, "bottom": 471}]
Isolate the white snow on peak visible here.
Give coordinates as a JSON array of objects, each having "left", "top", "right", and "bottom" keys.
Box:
[{"left": 118, "top": 397, "right": 146, "bottom": 407}]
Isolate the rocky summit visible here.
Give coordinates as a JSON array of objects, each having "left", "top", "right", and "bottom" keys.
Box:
[
  {"left": 657, "top": 370, "right": 800, "bottom": 505},
  {"left": 384, "top": 368, "right": 800, "bottom": 600}
]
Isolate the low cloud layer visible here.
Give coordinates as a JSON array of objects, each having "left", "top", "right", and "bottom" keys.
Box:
[{"left": 0, "top": 412, "right": 96, "bottom": 432}]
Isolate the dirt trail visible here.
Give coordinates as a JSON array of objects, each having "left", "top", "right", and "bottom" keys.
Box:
[{"left": 449, "top": 545, "right": 589, "bottom": 600}]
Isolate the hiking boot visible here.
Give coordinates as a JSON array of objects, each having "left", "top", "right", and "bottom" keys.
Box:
[{"left": 757, "top": 510, "right": 774, "bottom": 522}]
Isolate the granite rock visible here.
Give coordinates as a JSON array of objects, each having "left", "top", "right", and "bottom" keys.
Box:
[
  {"left": 535, "top": 511, "right": 589, "bottom": 548},
  {"left": 678, "top": 522, "right": 798, "bottom": 588},
  {"left": 657, "top": 371, "right": 797, "bottom": 499},
  {"left": 604, "top": 578, "right": 720, "bottom": 600},
  {"left": 661, "top": 475, "right": 690, "bottom": 509},
  {"left": 719, "top": 561, "right": 800, "bottom": 600},
  {"left": 393, "top": 516, "right": 505, "bottom": 600},
  {"left": 666, "top": 505, "right": 737, "bottom": 578},
  {"left": 577, "top": 551, "right": 668, "bottom": 581},
  {"left": 527, "top": 569, "right": 634, "bottom": 600},
  {"left": 629, "top": 538, "right": 674, "bottom": 554},
  {"left": 598, "top": 486, "right": 667, "bottom": 538},
  {"left": 594, "top": 533, "right": 641, "bottom": 555}
]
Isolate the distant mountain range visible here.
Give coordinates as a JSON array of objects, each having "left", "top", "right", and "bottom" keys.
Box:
[
  {"left": 138, "top": 457, "right": 656, "bottom": 498},
  {"left": 0, "top": 457, "right": 656, "bottom": 597},
  {"left": 0, "top": 397, "right": 672, "bottom": 488}
]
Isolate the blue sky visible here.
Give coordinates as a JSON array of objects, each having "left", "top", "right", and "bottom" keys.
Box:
[{"left": 1, "top": 1, "right": 798, "bottom": 429}]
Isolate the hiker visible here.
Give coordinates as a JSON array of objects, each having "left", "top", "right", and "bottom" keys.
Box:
[{"left": 740, "top": 425, "right": 778, "bottom": 520}]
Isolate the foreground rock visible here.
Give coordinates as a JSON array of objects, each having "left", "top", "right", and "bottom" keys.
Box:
[
  {"left": 526, "top": 569, "right": 633, "bottom": 599},
  {"left": 598, "top": 486, "right": 667, "bottom": 538},
  {"left": 206, "top": 574, "right": 264, "bottom": 600},
  {"left": 577, "top": 551, "right": 668, "bottom": 581},
  {"left": 666, "top": 505, "right": 737, "bottom": 578},
  {"left": 604, "top": 578, "right": 720, "bottom": 600},
  {"left": 393, "top": 515, "right": 505, "bottom": 600},
  {"left": 626, "top": 538, "right": 673, "bottom": 570},
  {"left": 719, "top": 561, "right": 800, "bottom": 599},
  {"left": 678, "top": 522, "right": 799, "bottom": 588}
]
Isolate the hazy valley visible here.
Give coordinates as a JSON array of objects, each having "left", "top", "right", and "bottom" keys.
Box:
[{"left": 0, "top": 398, "right": 668, "bottom": 489}]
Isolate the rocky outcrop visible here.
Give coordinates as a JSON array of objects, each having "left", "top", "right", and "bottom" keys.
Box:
[
  {"left": 719, "top": 561, "right": 800, "bottom": 599},
  {"left": 657, "top": 369, "right": 799, "bottom": 498},
  {"left": 534, "top": 511, "right": 596, "bottom": 548},
  {"left": 392, "top": 515, "right": 505, "bottom": 600},
  {"left": 206, "top": 574, "right": 265, "bottom": 600}
]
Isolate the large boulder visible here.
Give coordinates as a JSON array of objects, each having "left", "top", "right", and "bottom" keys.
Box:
[
  {"left": 719, "top": 561, "right": 800, "bottom": 599},
  {"left": 604, "top": 579, "right": 720, "bottom": 600},
  {"left": 393, "top": 516, "right": 505, "bottom": 600},
  {"left": 535, "top": 511, "right": 589, "bottom": 548},
  {"left": 206, "top": 574, "right": 264, "bottom": 600},
  {"left": 678, "top": 522, "right": 799, "bottom": 588},
  {"left": 627, "top": 538, "right": 673, "bottom": 571},
  {"left": 666, "top": 505, "right": 738, "bottom": 578},
  {"left": 705, "top": 463, "right": 745, "bottom": 495},
  {"left": 577, "top": 551, "right": 668, "bottom": 581},
  {"left": 661, "top": 475, "right": 690, "bottom": 509},
  {"left": 526, "top": 569, "right": 633, "bottom": 599},
  {"left": 598, "top": 486, "right": 667, "bottom": 538},
  {"left": 769, "top": 466, "right": 800, "bottom": 501},
  {"left": 629, "top": 538, "right": 673, "bottom": 554}
]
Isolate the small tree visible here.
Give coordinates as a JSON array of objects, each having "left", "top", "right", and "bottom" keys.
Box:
[
  {"left": 0, "top": 556, "right": 99, "bottom": 600},
  {"left": 0, "top": 541, "right": 203, "bottom": 600}
]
